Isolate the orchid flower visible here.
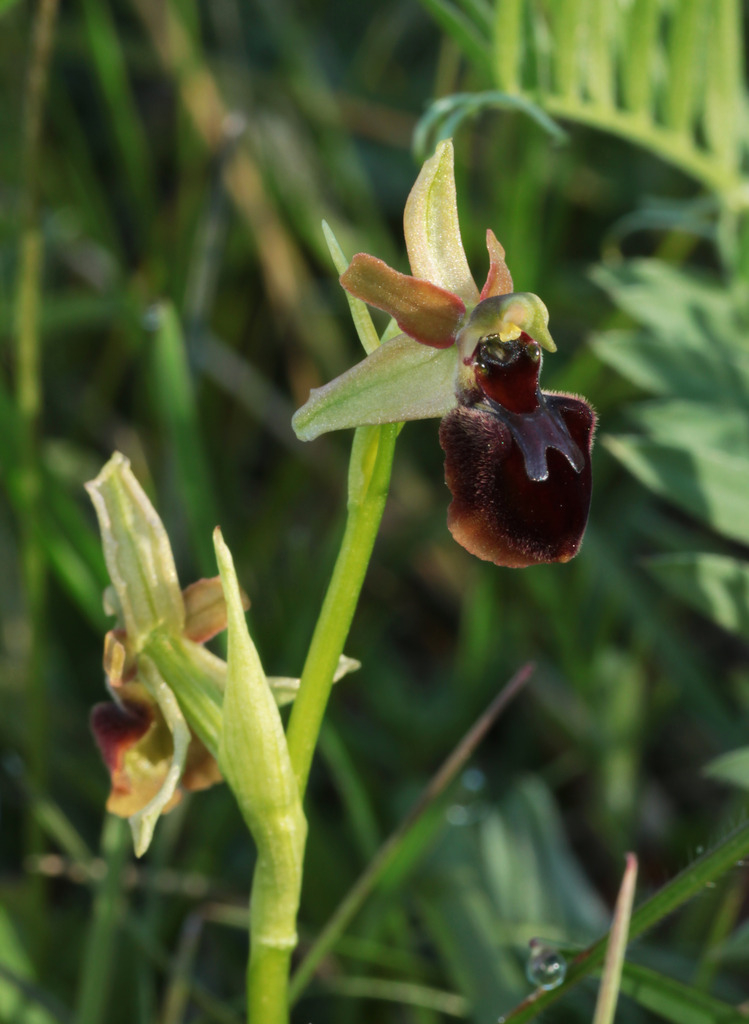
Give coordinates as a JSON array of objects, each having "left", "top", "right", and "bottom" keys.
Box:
[
  {"left": 292, "top": 140, "right": 595, "bottom": 568},
  {"left": 87, "top": 453, "right": 358, "bottom": 855}
]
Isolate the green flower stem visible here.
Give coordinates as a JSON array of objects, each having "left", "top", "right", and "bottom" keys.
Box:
[
  {"left": 286, "top": 422, "right": 399, "bottom": 799},
  {"left": 502, "top": 818, "right": 749, "bottom": 1023}
]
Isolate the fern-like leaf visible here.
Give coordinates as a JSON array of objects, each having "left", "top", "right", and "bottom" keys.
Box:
[{"left": 416, "top": 0, "right": 747, "bottom": 197}]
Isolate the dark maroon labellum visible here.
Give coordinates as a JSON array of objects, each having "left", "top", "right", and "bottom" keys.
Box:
[{"left": 440, "top": 335, "right": 595, "bottom": 568}]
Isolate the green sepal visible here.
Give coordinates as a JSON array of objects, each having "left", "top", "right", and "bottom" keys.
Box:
[
  {"left": 292, "top": 333, "right": 459, "bottom": 441},
  {"left": 85, "top": 452, "right": 185, "bottom": 650}
]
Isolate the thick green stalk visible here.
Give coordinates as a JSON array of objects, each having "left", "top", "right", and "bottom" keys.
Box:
[{"left": 286, "top": 422, "right": 399, "bottom": 798}]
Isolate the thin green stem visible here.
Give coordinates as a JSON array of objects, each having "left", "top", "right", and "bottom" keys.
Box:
[
  {"left": 286, "top": 422, "right": 399, "bottom": 799},
  {"left": 501, "top": 818, "right": 749, "bottom": 1022}
]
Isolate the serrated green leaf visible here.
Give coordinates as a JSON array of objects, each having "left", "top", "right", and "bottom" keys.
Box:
[
  {"left": 605, "top": 436, "right": 749, "bottom": 546},
  {"left": 591, "top": 260, "right": 743, "bottom": 345},
  {"left": 664, "top": 0, "right": 707, "bottom": 133},
  {"left": 594, "top": 328, "right": 749, "bottom": 404},
  {"left": 626, "top": 400, "right": 749, "bottom": 455},
  {"left": 618, "top": 961, "right": 745, "bottom": 1023},
  {"left": 704, "top": 747, "right": 749, "bottom": 792},
  {"left": 647, "top": 553, "right": 749, "bottom": 641}
]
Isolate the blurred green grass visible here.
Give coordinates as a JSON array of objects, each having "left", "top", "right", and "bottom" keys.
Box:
[{"left": 2, "top": 1, "right": 749, "bottom": 1022}]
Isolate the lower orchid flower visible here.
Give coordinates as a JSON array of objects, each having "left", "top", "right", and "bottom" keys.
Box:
[
  {"left": 292, "top": 140, "right": 595, "bottom": 567},
  {"left": 87, "top": 453, "right": 359, "bottom": 855}
]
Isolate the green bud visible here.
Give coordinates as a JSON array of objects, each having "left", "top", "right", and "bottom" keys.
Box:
[{"left": 213, "top": 527, "right": 303, "bottom": 838}]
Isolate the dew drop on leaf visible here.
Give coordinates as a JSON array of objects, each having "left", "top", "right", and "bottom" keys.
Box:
[{"left": 526, "top": 939, "right": 567, "bottom": 990}]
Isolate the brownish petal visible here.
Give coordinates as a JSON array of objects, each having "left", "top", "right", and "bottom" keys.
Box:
[
  {"left": 479, "top": 230, "right": 514, "bottom": 299},
  {"left": 90, "top": 689, "right": 180, "bottom": 818},
  {"left": 182, "top": 576, "right": 250, "bottom": 643},
  {"left": 340, "top": 254, "right": 465, "bottom": 348},
  {"left": 439, "top": 396, "right": 595, "bottom": 568}
]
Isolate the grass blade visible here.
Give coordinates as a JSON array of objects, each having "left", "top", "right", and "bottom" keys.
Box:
[
  {"left": 150, "top": 300, "right": 218, "bottom": 576},
  {"left": 289, "top": 663, "right": 533, "bottom": 1003},
  {"left": 73, "top": 816, "right": 131, "bottom": 1024},
  {"left": 500, "top": 819, "right": 749, "bottom": 1022},
  {"left": 414, "top": 0, "right": 492, "bottom": 75},
  {"left": 591, "top": 853, "right": 638, "bottom": 1024},
  {"left": 78, "top": 0, "right": 154, "bottom": 227},
  {"left": 618, "top": 961, "right": 747, "bottom": 1024}
]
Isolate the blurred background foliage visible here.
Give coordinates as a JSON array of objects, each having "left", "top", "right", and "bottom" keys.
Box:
[{"left": 1, "top": 0, "right": 749, "bottom": 1021}]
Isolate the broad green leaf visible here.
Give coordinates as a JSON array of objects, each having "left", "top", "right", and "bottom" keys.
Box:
[
  {"left": 618, "top": 961, "right": 745, "bottom": 1023},
  {"left": 481, "top": 778, "right": 608, "bottom": 939},
  {"left": 647, "top": 553, "right": 749, "bottom": 641},
  {"left": 604, "top": 436, "right": 749, "bottom": 546},
  {"left": 592, "top": 330, "right": 749, "bottom": 403},
  {"left": 292, "top": 333, "right": 458, "bottom": 441},
  {"left": 626, "top": 400, "right": 749, "bottom": 455},
  {"left": 704, "top": 747, "right": 749, "bottom": 791}
]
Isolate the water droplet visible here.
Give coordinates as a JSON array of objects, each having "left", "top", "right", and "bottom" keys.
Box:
[
  {"left": 461, "top": 767, "right": 486, "bottom": 793},
  {"left": 497, "top": 1017, "right": 506, "bottom": 1023},
  {"left": 527, "top": 939, "right": 567, "bottom": 990},
  {"left": 705, "top": 880, "right": 716, "bottom": 889},
  {"left": 696, "top": 845, "right": 705, "bottom": 856}
]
